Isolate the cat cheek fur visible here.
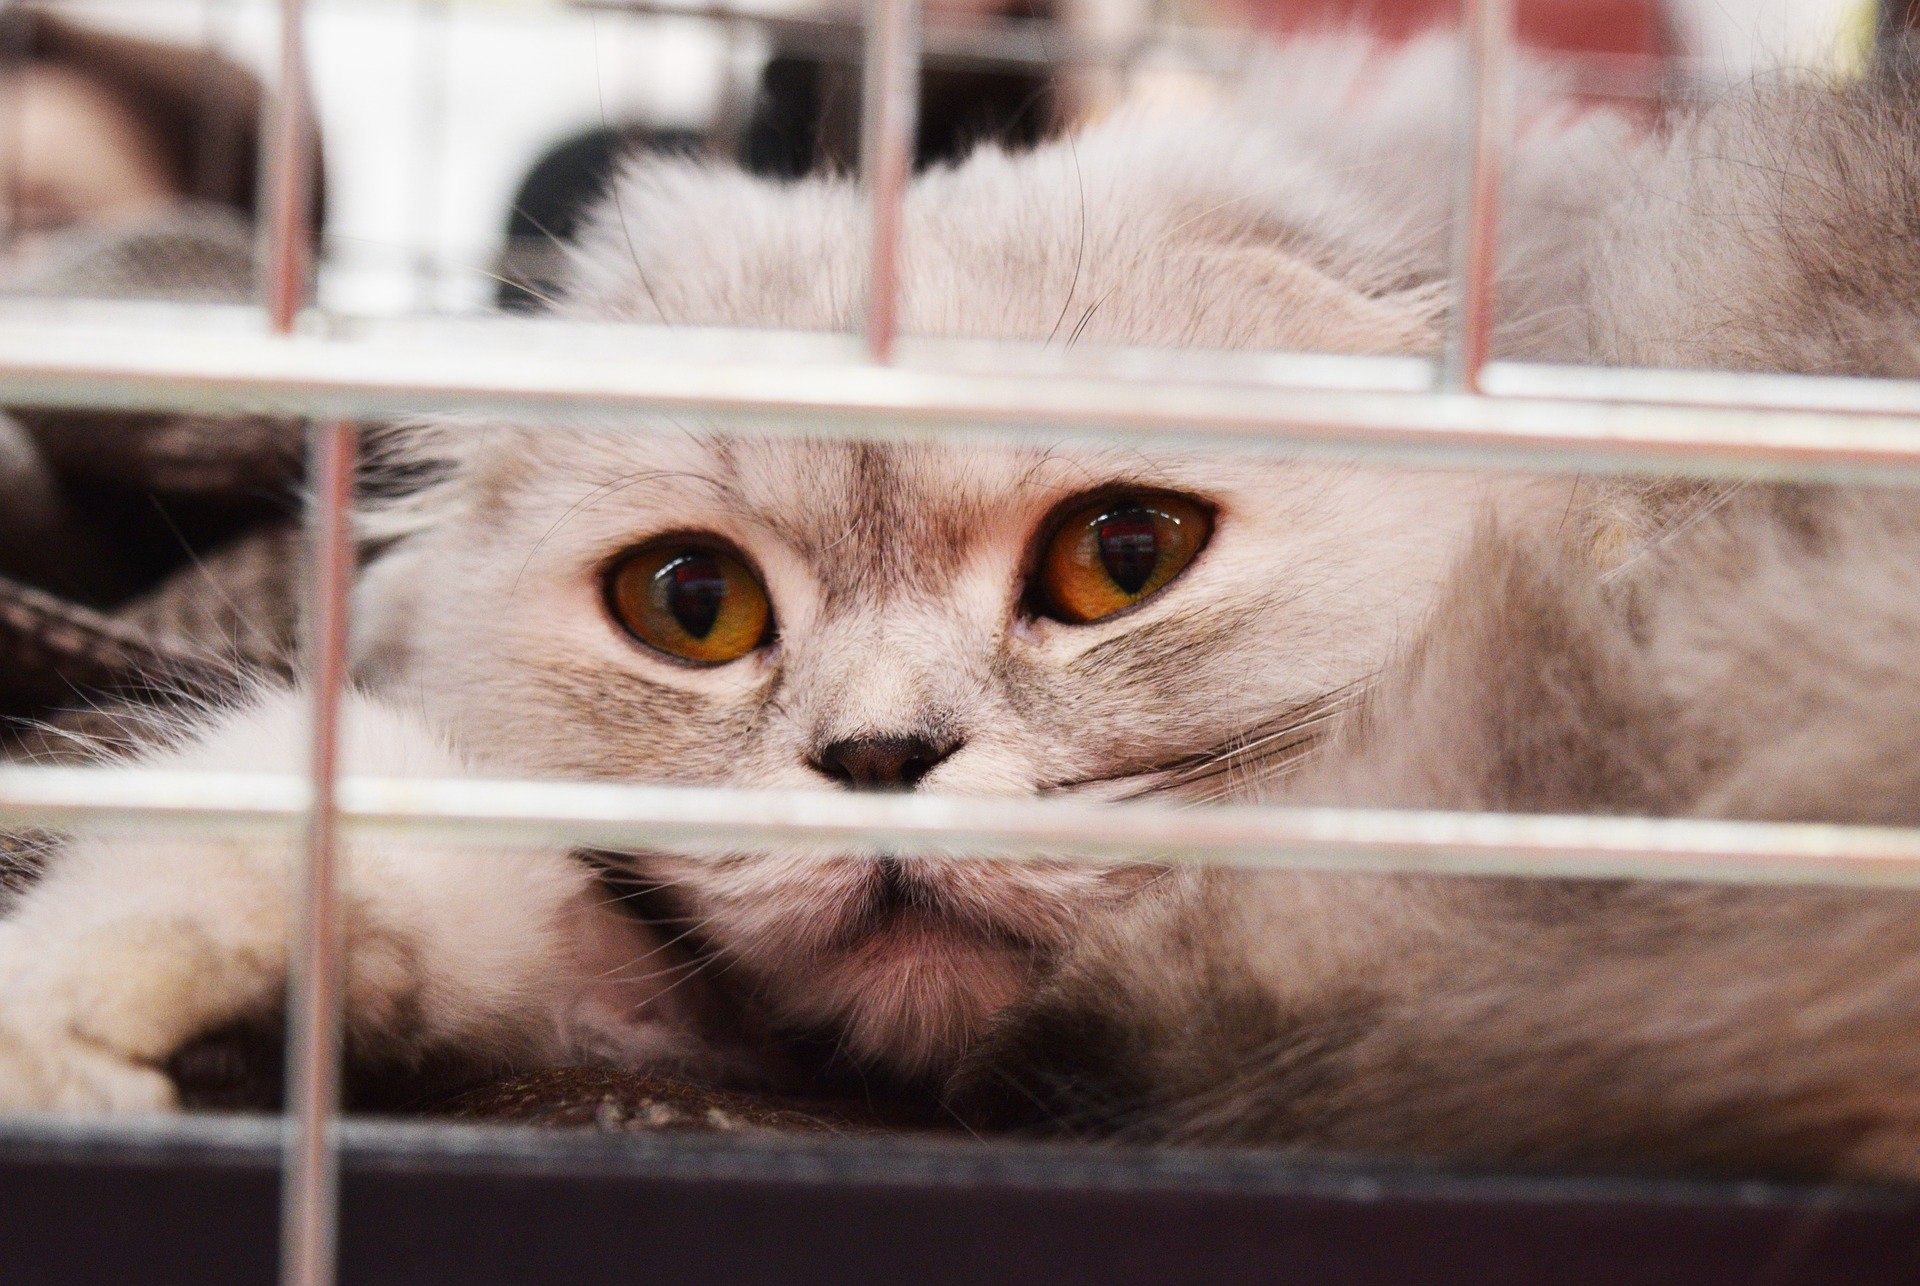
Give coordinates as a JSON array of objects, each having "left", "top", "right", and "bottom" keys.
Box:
[{"left": 356, "top": 448, "right": 1574, "bottom": 1077}]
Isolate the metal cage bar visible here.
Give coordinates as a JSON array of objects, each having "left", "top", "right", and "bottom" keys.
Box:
[
  {"left": 7, "top": 313, "right": 1920, "bottom": 483},
  {"left": 860, "top": 0, "right": 920, "bottom": 361},
  {"left": 282, "top": 417, "right": 355, "bottom": 1286},
  {"left": 10, "top": 766, "right": 1920, "bottom": 890},
  {"left": 1443, "top": 0, "right": 1510, "bottom": 393},
  {"left": 261, "top": 1, "right": 347, "bottom": 1281}
]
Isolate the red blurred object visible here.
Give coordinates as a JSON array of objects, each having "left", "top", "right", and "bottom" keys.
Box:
[{"left": 1228, "top": 0, "right": 1673, "bottom": 59}]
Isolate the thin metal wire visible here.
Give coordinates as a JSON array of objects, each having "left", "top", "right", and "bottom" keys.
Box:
[
  {"left": 263, "top": 0, "right": 346, "bottom": 1283},
  {"left": 10, "top": 313, "right": 1920, "bottom": 483},
  {"left": 281, "top": 419, "right": 355, "bottom": 1286},
  {"left": 27, "top": 299, "right": 1920, "bottom": 419},
  {"left": 11, "top": 765, "right": 1920, "bottom": 890},
  {"left": 1442, "top": 0, "right": 1511, "bottom": 393},
  {"left": 264, "top": 1, "right": 317, "bottom": 337},
  {"left": 860, "top": 0, "right": 920, "bottom": 362}
]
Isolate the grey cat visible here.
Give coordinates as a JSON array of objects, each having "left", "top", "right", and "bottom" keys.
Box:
[{"left": 0, "top": 33, "right": 1915, "bottom": 1182}]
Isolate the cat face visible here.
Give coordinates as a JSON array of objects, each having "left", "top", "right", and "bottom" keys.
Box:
[
  {"left": 357, "top": 108, "right": 1572, "bottom": 1076},
  {"left": 362, "top": 426, "right": 1556, "bottom": 1073}
]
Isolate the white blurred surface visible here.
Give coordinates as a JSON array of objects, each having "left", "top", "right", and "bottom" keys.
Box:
[
  {"left": 1669, "top": 0, "right": 1869, "bottom": 76},
  {"left": 44, "top": 0, "right": 747, "bottom": 313}
]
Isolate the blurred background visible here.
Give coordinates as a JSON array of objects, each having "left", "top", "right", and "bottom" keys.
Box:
[{"left": 0, "top": 0, "right": 1880, "bottom": 317}]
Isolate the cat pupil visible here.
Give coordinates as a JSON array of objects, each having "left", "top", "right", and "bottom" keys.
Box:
[
  {"left": 1097, "top": 508, "right": 1161, "bottom": 595},
  {"left": 662, "top": 554, "right": 726, "bottom": 638}
]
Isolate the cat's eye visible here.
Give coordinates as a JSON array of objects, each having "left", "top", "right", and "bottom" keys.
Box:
[
  {"left": 1033, "top": 493, "right": 1211, "bottom": 623},
  {"left": 605, "top": 541, "right": 772, "bottom": 664}
]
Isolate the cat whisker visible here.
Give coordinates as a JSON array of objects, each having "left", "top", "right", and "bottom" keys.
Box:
[
  {"left": 605, "top": 949, "right": 725, "bottom": 1010},
  {"left": 1043, "top": 682, "right": 1370, "bottom": 806},
  {"left": 1597, "top": 480, "right": 1747, "bottom": 584},
  {"left": 1044, "top": 131, "right": 1088, "bottom": 347}
]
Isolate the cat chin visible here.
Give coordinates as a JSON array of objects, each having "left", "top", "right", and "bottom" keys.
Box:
[
  {"left": 641, "top": 849, "right": 1128, "bottom": 1076},
  {"left": 755, "top": 921, "right": 1037, "bottom": 1079},
  {"left": 697, "top": 862, "right": 1059, "bottom": 1075}
]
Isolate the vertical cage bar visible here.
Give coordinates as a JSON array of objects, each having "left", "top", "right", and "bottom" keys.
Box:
[
  {"left": 282, "top": 417, "right": 355, "bottom": 1286},
  {"left": 265, "top": 0, "right": 317, "bottom": 335},
  {"left": 1442, "top": 0, "right": 1512, "bottom": 393},
  {"left": 264, "top": 2, "right": 345, "bottom": 1286},
  {"left": 860, "top": 0, "right": 921, "bottom": 363}
]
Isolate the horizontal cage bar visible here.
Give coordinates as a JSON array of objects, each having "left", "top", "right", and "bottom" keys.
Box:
[
  {"left": 0, "top": 310, "right": 1918, "bottom": 481},
  {"left": 6, "top": 766, "right": 1920, "bottom": 889}
]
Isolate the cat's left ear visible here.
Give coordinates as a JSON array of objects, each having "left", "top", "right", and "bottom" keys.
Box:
[
  {"left": 355, "top": 415, "right": 507, "bottom": 544},
  {"left": 1169, "top": 207, "right": 1444, "bottom": 356},
  {"left": 1189, "top": 239, "right": 1445, "bottom": 356}
]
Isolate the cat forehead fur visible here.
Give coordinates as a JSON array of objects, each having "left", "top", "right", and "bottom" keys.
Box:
[
  {"left": 556, "top": 32, "right": 1627, "bottom": 355},
  {"left": 559, "top": 113, "right": 1439, "bottom": 351}
]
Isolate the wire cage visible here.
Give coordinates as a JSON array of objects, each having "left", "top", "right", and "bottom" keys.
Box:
[{"left": 5, "top": 0, "right": 1920, "bottom": 1282}]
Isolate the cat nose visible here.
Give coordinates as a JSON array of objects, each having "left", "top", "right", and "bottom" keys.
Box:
[{"left": 812, "top": 735, "right": 961, "bottom": 791}]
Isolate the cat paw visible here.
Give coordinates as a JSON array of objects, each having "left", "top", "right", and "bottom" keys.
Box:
[
  {"left": 0, "top": 1019, "right": 179, "bottom": 1113},
  {"left": 0, "top": 926, "right": 180, "bottom": 1112},
  {"left": 0, "top": 690, "right": 697, "bottom": 1118},
  {"left": 0, "top": 906, "right": 285, "bottom": 1115}
]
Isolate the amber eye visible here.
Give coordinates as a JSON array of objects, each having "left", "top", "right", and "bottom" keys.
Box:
[
  {"left": 1034, "top": 493, "right": 1211, "bottom": 623},
  {"left": 606, "top": 542, "right": 772, "bottom": 664}
]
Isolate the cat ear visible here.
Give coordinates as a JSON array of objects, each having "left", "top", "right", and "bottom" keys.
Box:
[
  {"left": 356, "top": 415, "right": 503, "bottom": 542},
  {"left": 1162, "top": 236, "right": 1443, "bottom": 357},
  {"left": 1162, "top": 203, "right": 1444, "bottom": 356}
]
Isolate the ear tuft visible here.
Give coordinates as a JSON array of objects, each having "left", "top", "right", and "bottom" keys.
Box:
[
  {"left": 356, "top": 416, "right": 505, "bottom": 543},
  {"left": 1183, "top": 240, "right": 1443, "bottom": 356}
]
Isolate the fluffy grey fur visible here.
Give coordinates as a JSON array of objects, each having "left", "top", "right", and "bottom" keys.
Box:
[
  {"left": 948, "top": 60, "right": 1920, "bottom": 1179},
  {"left": 345, "top": 34, "right": 1614, "bottom": 1080},
  {"left": 952, "top": 489, "right": 1920, "bottom": 1178}
]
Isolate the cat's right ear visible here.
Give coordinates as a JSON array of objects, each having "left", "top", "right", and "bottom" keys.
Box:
[
  {"left": 1160, "top": 202, "right": 1446, "bottom": 357},
  {"left": 356, "top": 416, "right": 505, "bottom": 544}
]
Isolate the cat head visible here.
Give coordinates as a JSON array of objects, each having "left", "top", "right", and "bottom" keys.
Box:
[{"left": 357, "top": 109, "right": 1568, "bottom": 1078}]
